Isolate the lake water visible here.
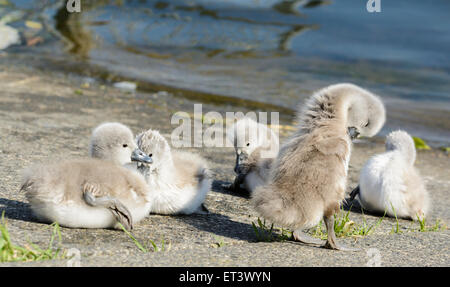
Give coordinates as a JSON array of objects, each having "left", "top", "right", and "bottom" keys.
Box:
[{"left": 2, "top": 0, "right": 450, "bottom": 145}]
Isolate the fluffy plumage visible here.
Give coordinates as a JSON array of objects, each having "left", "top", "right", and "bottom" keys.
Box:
[
  {"left": 352, "top": 130, "right": 430, "bottom": 220},
  {"left": 21, "top": 122, "right": 152, "bottom": 230},
  {"left": 89, "top": 122, "right": 137, "bottom": 165},
  {"left": 133, "top": 129, "right": 211, "bottom": 215},
  {"left": 251, "top": 83, "right": 386, "bottom": 250},
  {"left": 227, "top": 117, "right": 279, "bottom": 194}
]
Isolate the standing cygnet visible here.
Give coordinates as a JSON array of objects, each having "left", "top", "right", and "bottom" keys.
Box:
[
  {"left": 132, "top": 129, "right": 211, "bottom": 215},
  {"left": 226, "top": 117, "right": 279, "bottom": 195},
  {"left": 252, "top": 83, "right": 386, "bottom": 251},
  {"left": 20, "top": 122, "right": 153, "bottom": 230},
  {"left": 350, "top": 130, "right": 430, "bottom": 220}
]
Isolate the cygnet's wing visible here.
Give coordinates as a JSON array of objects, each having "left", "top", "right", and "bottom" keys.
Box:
[{"left": 21, "top": 158, "right": 148, "bottom": 206}]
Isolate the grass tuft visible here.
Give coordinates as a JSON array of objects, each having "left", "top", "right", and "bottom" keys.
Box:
[
  {"left": 310, "top": 208, "right": 385, "bottom": 239},
  {"left": 0, "top": 212, "right": 66, "bottom": 262},
  {"left": 412, "top": 136, "right": 431, "bottom": 150},
  {"left": 118, "top": 223, "right": 170, "bottom": 252},
  {"left": 390, "top": 203, "right": 402, "bottom": 234},
  {"left": 212, "top": 235, "right": 226, "bottom": 248},
  {"left": 252, "top": 218, "right": 292, "bottom": 242},
  {"left": 414, "top": 217, "right": 447, "bottom": 232}
]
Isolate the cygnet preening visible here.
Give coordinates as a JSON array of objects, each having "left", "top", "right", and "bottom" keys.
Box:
[
  {"left": 251, "top": 83, "right": 386, "bottom": 251},
  {"left": 21, "top": 122, "right": 153, "bottom": 230},
  {"left": 132, "top": 129, "right": 211, "bottom": 215},
  {"left": 226, "top": 117, "right": 279, "bottom": 195},
  {"left": 350, "top": 130, "right": 430, "bottom": 220}
]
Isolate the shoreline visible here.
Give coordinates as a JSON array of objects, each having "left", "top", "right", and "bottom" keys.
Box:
[{"left": 4, "top": 48, "right": 450, "bottom": 147}]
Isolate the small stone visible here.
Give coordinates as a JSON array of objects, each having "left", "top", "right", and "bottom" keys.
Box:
[
  {"left": 157, "top": 91, "right": 169, "bottom": 97},
  {"left": 113, "top": 81, "right": 137, "bottom": 91}
]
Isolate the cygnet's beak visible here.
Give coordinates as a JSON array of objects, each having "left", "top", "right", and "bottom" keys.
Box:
[
  {"left": 234, "top": 152, "right": 249, "bottom": 174},
  {"left": 348, "top": 127, "right": 360, "bottom": 140},
  {"left": 131, "top": 148, "right": 153, "bottom": 164}
]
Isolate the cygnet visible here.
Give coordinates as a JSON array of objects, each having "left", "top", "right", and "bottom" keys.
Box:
[{"left": 350, "top": 130, "right": 430, "bottom": 220}]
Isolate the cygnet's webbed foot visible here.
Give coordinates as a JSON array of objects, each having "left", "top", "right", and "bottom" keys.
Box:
[
  {"left": 82, "top": 182, "right": 134, "bottom": 231},
  {"left": 292, "top": 230, "right": 324, "bottom": 246},
  {"left": 323, "top": 215, "right": 359, "bottom": 252}
]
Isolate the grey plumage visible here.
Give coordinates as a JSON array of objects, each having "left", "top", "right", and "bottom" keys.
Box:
[
  {"left": 251, "top": 83, "right": 386, "bottom": 250},
  {"left": 21, "top": 122, "right": 152, "bottom": 230}
]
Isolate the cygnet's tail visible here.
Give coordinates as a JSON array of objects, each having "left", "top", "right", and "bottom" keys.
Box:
[{"left": 251, "top": 184, "right": 301, "bottom": 228}]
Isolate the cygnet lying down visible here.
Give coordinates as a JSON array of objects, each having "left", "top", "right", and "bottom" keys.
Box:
[
  {"left": 350, "top": 130, "right": 430, "bottom": 220},
  {"left": 132, "top": 129, "right": 211, "bottom": 215},
  {"left": 21, "top": 122, "right": 152, "bottom": 230}
]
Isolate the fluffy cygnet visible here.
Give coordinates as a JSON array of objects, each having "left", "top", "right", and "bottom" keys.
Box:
[
  {"left": 350, "top": 130, "right": 430, "bottom": 220},
  {"left": 251, "top": 83, "right": 386, "bottom": 251},
  {"left": 21, "top": 122, "right": 153, "bottom": 230},
  {"left": 132, "top": 129, "right": 212, "bottom": 215},
  {"left": 89, "top": 122, "right": 151, "bottom": 165},
  {"left": 226, "top": 117, "right": 279, "bottom": 195}
]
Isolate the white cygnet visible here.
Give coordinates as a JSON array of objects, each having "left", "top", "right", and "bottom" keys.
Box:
[
  {"left": 20, "top": 122, "right": 153, "bottom": 230},
  {"left": 350, "top": 130, "right": 430, "bottom": 220},
  {"left": 226, "top": 117, "right": 279, "bottom": 195},
  {"left": 132, "top": 129, "right": 212, "bottom": 215}
]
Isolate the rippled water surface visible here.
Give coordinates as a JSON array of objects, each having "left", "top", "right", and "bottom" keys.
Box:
[{"left": 1, "top": 0, "right": 450, "bottom": 144}]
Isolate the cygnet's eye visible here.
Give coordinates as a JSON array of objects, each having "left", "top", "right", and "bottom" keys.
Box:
[
  {"left": 246, "top": 143, "right": 250, "bottom": 147},
  {"left": 149, "top": 153, "right": 153, "bottom": 157},
  {"left": 122, "top": 144, "right": 128, "bottom": 148}
]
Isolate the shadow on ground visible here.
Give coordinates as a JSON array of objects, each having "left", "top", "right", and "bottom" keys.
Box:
[{"left": 0, "top": 197, "right": 35, "bottom": 222}]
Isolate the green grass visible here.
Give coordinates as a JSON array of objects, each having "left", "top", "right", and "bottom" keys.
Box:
[
  {"left": 310, "top": 208, "right": 385, "bottom": 239},
  {"left": 118, "top": 223, "right": 170, "bottom": 252},
  {"left": 0, "top": 212, "right": 66, "bottom": 262},
  {"left": 352, "top": 210, "right": 386, "bottom": 237},
  {"left": 412, "top": 136, "right": 431, "bottom": 150},
  {"left": 212, "top": 236, "right": 226, "bottom": 248},
  {"left": 251, "top": 218, "right": 292, "bottom": 242},
  {"left": 390, "top": 203, "right": 402, "bottom": 234},
  {"left": 254, "top": 205, "right": 446, "bottom": 243},
  {"left": 414, "top": 217, "right": 447, "bottom": 232}
]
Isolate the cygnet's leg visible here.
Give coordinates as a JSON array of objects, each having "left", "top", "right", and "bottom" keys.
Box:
[
  {"left": 323, "top": 215, "right": 359, "bottom": 251},
  {"left": 227, "top": 173, "right": 249, "bottom": 195},
  {"left": 292, "top": 229, "right": 324, "bottom": 246},
  {"left": 194, "top": 204, "right": 210, "bottom": 215},
  {"left": 349, "top": 185, "right": 360, "bottom": 202},
  {"left": 82, "top": 183, "right": 134, "bottom": 231}
]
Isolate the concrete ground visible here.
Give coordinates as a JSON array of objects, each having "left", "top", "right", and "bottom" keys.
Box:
[{"left": 0, "top": 56, "right": 448, "bottom": 266}]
